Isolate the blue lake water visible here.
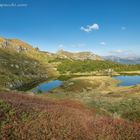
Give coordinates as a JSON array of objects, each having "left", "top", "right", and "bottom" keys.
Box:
[
  {"left": 31, "top": 76, "right": 140, "bottom": 93},
  {"left": 113, "top": 75, "right": 140, "bottom": 86},
  {"left": 31, "top": 80, "right": 63, "bottom": 93}
]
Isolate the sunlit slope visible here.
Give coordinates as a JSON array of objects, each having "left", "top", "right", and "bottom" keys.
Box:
[
  {"left": 0, "top": 37, "right": 56, "bottom": 90},
  {"left": 56, "top": 49, "right": 103, "bottom": 60}
]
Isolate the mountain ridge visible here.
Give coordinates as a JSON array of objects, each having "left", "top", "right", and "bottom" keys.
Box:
[
  {"left": 103, "top": 55, "right": 140, "bottom": 64},
  {"left": 0, "top": 37, "right": 57, "bottom": 90},
  {"left": 55, "top": 49, "right": 103, "bottom": 60},
  {"left": 0, "top": 37, "right": 35, "bottom": 52}
]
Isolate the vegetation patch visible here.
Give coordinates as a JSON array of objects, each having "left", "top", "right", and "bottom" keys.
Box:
[
  {"left": 46, "top": 76, "right": 140, "bottom": 122},
  {"left": 57, "top": 59, "right": 140, "bottom": 74},
  {"left": 0, "top": 92, "right": 140, "bottom": 140}
]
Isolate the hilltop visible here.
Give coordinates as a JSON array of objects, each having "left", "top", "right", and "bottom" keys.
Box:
[
  {"left": 0, "top": 37, "right": 34, "bottom": 52},
  {"left": 0, "top": 37, "right": 57, "bottom": 90},
  {"left": 55, "top": 49, "right": 103, "bottom": 60}
]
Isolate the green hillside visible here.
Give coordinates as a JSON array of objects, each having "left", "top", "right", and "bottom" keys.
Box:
[
  {"left": 0, "top": 37, "right": 57, "bottom": 90},
  {"left": 57, "top": 59, "right": 140, "bottom": 74}
]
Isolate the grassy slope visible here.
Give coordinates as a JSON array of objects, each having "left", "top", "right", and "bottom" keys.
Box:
[
  {"left": 46, "top": 76, "right": 140, "bottom": 122},
  {"left": 0, "top": 40, "right": 57, "bottom": 90},
  {"left": 0, "top": 92, "right": 140, "bottom": 140}
]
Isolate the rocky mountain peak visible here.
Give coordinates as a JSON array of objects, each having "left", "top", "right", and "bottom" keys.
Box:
[{"left": 56, "top": 49, "right": 103, "bottom": 60}]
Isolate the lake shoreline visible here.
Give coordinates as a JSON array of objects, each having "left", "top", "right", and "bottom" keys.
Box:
[{"left": 16, "top": 71, "right": 140, "bottom": 93}]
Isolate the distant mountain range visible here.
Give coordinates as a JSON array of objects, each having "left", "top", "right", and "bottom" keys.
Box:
[{"left": 103, "top": 56, "right": 140, "bottom": 64}]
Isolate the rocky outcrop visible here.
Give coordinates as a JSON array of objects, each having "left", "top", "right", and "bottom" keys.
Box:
[
  {"left": 0, "top": 37, "right": 35, "bottom": 52},
  {"left": 0, "top": 37, "right": 51, "bottom": 90},
  {"left": 6, "top": 74, "right": 48, "bottom": 90},
  {"left": 56, "top": 49, "right": 103, "bottom": 60}
]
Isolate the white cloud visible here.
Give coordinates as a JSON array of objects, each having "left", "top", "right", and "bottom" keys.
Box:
[
  {"left": 121, "top": 26, "right": 126, "bottom": 30},
  {"left": 100, "top": 42, "right": 106, "bottom": 46},
  {"left": 80, "top": 23, "right": 99, "bottom": 32}
]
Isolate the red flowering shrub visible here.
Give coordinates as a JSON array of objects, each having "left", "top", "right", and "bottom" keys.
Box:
[{"left": 0, "top": 92, "right": 140, "bottom": 140}]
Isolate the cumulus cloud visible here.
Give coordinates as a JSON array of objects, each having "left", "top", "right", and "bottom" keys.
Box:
[
  {"left": 80, "top": 23, "right": 99, "bottom": 32},
  {"left": 100, "top": 42, "right": 106, "bottom": 46}
]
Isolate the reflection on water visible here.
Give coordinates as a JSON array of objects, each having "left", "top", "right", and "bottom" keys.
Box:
[{"left": 31, "top": 80, "right": 63, "bottom": 93}]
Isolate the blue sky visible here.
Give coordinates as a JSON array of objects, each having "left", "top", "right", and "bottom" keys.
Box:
[{"left": 0, "top": 0, "right": 140, "bottom": 56}]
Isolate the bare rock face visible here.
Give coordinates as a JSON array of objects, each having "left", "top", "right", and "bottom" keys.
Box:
[
  {"left": 0, "top": 37, "right": 35, "bottom": 52},
  {"left": 56, "top": 49, "right": 103, "bottom": 60}
]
